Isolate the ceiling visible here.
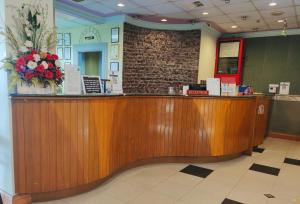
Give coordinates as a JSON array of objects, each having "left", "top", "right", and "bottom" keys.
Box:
[{"left": 56, "top": 0, "right": 300, "bottom": 33}]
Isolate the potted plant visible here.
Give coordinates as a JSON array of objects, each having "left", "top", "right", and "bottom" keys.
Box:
[{"left": 0, "top": 3, "right": 63, "bottom": 94}]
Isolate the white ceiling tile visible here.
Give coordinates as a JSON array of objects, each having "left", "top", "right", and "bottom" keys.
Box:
[
  {"left": 84, "top": 3, "right": 117, "bottom": 14},
  {"left": 122, "top": 7, "right": 155, "bottom": 15},
  {"left": 173, "top": 0, "right": 214, "bottom": 11},
  {"left": 218, "top": 22, "right": 239, "bottom": 30},
  {"left": 218, "top": 2, "right": 256, "bottom": 14},
  {"left": 211, "top": 0, "right": 250, "bottom": 6},
  {"left": 147, "top": 2, "right": 183, "bottom": 14},
  {"left": 98, "top": 0, "right": 139, "bottom": 9},
  {"left": 129, "top": 0, "right": 170, "bottom": 6},
  {"left": 190, "top": 7, "right": 223, "bottom": 18},
  {"left": 252, "top": 0, "right": 294, "bottom": 10},
  {"left": 199, "top": 15, "right": 232, "bottom": 24},
  {"left": 227, "top": 11, "right": 261, "bottom": 22},
  {"left": 260, "top": 7, "right": 296, "bottom": 18},
  {"left": 296, "top": 0, "right": 300, "bottom": 6},
  {"left": 163, "top": 12, "right": 195, "bottom": 19}
]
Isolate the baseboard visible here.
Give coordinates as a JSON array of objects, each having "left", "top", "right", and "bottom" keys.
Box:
[
  {"left": 0, "top": 190, "right": 31, "bottom": 204},
  {"left": 268, "top": 131, "right": 300, "bottom": 141}
]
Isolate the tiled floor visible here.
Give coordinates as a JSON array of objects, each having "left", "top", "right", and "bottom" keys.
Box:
[{"left": 35, "top": 138, "right": 300, "bottom": 204}]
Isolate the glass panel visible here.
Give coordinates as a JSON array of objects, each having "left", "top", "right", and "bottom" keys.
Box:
[{"left": 217, "top": 41, "right": 240, "bottom": 74}]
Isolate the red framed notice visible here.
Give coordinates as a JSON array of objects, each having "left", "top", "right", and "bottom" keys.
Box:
[{"left": 214, "top": 38, "right": 245, "bottom": 85}]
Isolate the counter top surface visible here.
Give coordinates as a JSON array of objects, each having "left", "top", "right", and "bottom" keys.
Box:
[{"left": 10, "top": 93, "right": 258, "bottom": 99}]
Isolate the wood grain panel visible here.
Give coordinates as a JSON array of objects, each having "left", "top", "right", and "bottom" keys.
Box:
[
  {"left": 253, "top": 96, "right": 272, "bottom": 146},
  {"left": 11, "top": 96, "right": 260, "bottom": 201}
]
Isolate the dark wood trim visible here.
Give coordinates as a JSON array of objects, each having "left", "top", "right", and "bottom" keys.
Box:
[
  {"left": 0, "top": 190, "right": 31, "bottom": 204},
  {"left": 31, "top": 155, "right": 241, "bottom": 202},
  {"left": 268, "top": 131, "right": 300, "bottom": 141}
]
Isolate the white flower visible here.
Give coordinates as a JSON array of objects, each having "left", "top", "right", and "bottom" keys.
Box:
[
  {"left": 33, "top": 54, "right": 41, "bottom": 62},
  {"left": 41, "top": 47, "right": 48, "bottom": 53},
  {"left": 27, "top": 60, "right": 37, "bottom": 69},
  {"left": 55, "top": 60, "right": 61, "bottom": 67},
  {"left": 19, "top": 46, "right": 29, "bottom": 53},
  {"left": 25, "top": 20, "right": 30, "bottom": 25},
  {"left": 24, "top": 40, "right": 33, "bottom": 48},
  {"left": 41, "top": 61, "right": 48, "bottom": 69},
  {"left": 25, "top": 27, "right": 32, "bottom": 37},
  {"left": 36, "top": 15, "right": 43, "bottom": 24}
]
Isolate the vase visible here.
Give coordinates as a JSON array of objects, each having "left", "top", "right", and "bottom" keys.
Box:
[{"left": 16, "top": 82, "right": 56, "bottom": 95}]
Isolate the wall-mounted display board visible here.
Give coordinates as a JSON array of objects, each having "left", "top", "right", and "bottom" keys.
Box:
[
  {"left": 82, "top": 75, "right": 102, "bottom": 94},
  {"left": 214, "top": 38, "right": 244, "bottom": 85}
]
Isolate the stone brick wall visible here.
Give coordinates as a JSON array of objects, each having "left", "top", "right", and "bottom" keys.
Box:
[{"left": 123, "top": 23, "right": 201, "bottom": 94}]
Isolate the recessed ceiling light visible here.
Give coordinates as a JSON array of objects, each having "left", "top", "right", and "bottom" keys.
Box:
[
  {"left": 117, "top": 3, "right": 125, "bottom": 7},
  {"left": 269, "top": 2, "right": 277, "bottom": 6},
  {"left": 161, "top": 18, "right": 167, "bottom": 22},
  {"left": 277, "top": 19, "right": 284, "bottom": 23},
  {"left": 202, "top": 12, "right": 209, "bottom": 15},
  {"left": 231, "top": 25, "right": 238, "bottom": 28}
]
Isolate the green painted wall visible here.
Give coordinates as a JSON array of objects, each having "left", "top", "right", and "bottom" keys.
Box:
[
  {"left": 243, "top": 35, "right": 300, "bottom": 94},
  {"left": 84, "top": 52, "right": 100, "bottom": 76}
]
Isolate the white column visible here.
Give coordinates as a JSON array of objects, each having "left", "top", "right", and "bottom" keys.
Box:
[
  {"left": 198, "top": 26, "right": 221, "bottom": 82},
  {"left": 0, "top": 0, "right": 54, "bottom": 196}
]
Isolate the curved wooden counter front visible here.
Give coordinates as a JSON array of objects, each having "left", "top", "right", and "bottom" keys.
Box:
[{"left": 11, "top": 96, "right": 256, "bottom": 201}]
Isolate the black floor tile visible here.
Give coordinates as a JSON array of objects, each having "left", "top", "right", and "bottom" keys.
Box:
[
  {"left": 284, "top": 158, "right": 300, "bottom": 166},
  {"left": 222, "top": 198, "right": 244, "bottom": 204},
  {"left": 253, "top": 146, "right": 265, "bottom": 153},
  {"left": 249, "top": 163, "right": 280, "bottom": 176},
  {"left": 180, "top": 165, "right": 213, "bottom": 178}
]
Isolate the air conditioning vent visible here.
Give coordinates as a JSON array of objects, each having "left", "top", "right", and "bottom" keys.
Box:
[
  {"left": 193, "top": 1, "right": 204, "bottom": 7},
  {"left": 72, "top": 0, "right": 85, "bottom": 2}
]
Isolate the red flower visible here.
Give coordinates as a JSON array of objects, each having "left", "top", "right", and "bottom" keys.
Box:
[
  {"left": 16, "top": 57, "right": 26, "bottom": 67},
  {"left": 46, "top": 54, "right": 53, "bottom": 60},
  {"left": 56, "top": 70, "right": 62, "bottom": 79},
  {"left": 45, "top": 70, "right": 53, "bottom": 79},
  {"left": 52, "top": 54, "right": 59, "bottom": 60},
  {"left": 16, "top": 57, "right": 26, "bottom": 72},
  {"left": 48, "top": 63, "right": 54, "bottom": 69},
  {"left": 35, "top": 64, "right": 45, "bottom": 73},
  {"left": 25, "top": 54, "right": 34, "bottom": 61},
  {"left": 31, "top": 50, "right": 38, "bottom": 54},
  {"left": 24, "top": 72, "right": 34, "bottom": 80}
]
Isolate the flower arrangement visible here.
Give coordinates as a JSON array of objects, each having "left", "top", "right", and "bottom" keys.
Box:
[{"left": 0, "top": 3, "right": 63, "bottom": 90}]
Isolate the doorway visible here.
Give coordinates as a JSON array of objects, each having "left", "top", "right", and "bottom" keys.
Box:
[{"left": 73, "top": 43, "right": 108, "bottom": 79}]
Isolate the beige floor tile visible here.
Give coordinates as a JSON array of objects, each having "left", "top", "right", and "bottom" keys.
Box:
[
  {"left": 102, "top": 181, "right": 145, "bottom": 202},
  {"left": 228, "top": 188, "right": 268, "bottom": 204},
  {"left": 166, "top": 172, "right": 203, "bottom": 187},
  {"left": 64, "top": 192, "right": 124, "bottom": 204},
  {"left": 34, "top": 201, "right": 67, "bottom": 204},
  {"left": 151, "top": 179, "right": 194, "bottom": 200},
  {"left": 234, "top": 171, "right": 277, "bottom": 194},
  {"left": 127, "top": 191, "right": 175, "bottom": 204},
  {"left": 193, "top": 179, "right": 235, "bottom": 197},
  {"left": 176, "top": 190, "right": 225, "bottom": 204}
]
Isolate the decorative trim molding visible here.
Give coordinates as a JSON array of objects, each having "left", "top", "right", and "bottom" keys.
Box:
[
  {"left": 268, "top": 131, "right": 300, "bottom": 141},
  {"left": 273, "top": 95, "right": 300, "bottom": 102},
  {"left": 55, "top": 1, "right": 104, "bottom": 24},
  {"left": 223, "top": 28, "right": 300, "bottom": 39}
]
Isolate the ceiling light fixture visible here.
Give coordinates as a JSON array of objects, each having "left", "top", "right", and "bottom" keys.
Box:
[
  {"left": 269, "top": 2, "right": 277, "bottom": 7},
  {"left": 117, "top": 3, "right": 125, "bottom": 7},
  {"left": 225, "top": 0, "right": 230, "bottom": 4},
  {"left": 231, "top": 25, "right": 238, "bottom": 28},
  {"left": 277, "top": 19, "right": 284, "bottom": 23},
  {"left": 161, "top": 18, "right": 167, "bottom": 22},
  {"left": 202, "top": 12, "right": 209, "bottom": 15}
]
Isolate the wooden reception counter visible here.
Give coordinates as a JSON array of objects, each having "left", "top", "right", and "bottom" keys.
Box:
[{"left": 10, "top": 94, "right": 271, "bottom": 201}]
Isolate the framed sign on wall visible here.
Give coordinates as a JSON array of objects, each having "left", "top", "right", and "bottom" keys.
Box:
[
  {"left": 214, "top": 38, "right": 245, "bottom": 85},
  {"left": 111, "top": 27, "right": 119, "bottom": 43},
  {"left": 110, "top": 44, "right": 119, "bottom": 60}
]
